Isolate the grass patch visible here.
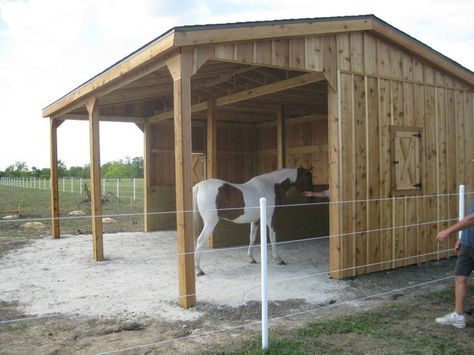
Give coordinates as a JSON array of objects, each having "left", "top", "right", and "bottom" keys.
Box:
[
  {"left": 204, "top": 285, "right": 474, "bottom": 355},
  {"left": 0, "top": 185, "right": 144, "bottom": 239}
]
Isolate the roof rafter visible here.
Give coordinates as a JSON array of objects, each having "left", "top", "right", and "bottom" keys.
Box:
[{"left": 149, "top": 71, "right": 325, "bottom": 123}]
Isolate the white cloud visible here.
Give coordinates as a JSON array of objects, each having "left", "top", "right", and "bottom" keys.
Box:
[{"left": 0, "top": 0, "right": 472, "bottom": 171}]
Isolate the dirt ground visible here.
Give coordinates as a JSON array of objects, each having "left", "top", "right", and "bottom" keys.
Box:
[{"left": 0, "top": 232, "right": 469, "bottom": 354}]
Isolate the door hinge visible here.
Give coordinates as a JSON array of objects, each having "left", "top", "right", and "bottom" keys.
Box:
[{"left": 412, "top": 133, "right": 421, "bottom": 138}]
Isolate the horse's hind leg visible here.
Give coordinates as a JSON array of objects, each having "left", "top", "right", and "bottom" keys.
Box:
[
  {"left": 195, "top": 219, "right": 218, "bottom": 276},
  {"left": 247, "top": 221, "right": 259, "bottom": 264},
  {"left": 268, "top": 226, "right": 286, "bottom": 265}
]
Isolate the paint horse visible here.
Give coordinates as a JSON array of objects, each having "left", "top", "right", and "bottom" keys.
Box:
[{"left": 193, "top": 167, "right": 313, "bottom": 275}]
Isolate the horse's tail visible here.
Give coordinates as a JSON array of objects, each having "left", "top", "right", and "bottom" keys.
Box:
[{"left": 192, "top": 184, "right": 203, "bottom": 240}]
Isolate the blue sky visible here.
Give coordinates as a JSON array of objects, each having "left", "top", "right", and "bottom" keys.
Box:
[{"left": 0, "top": 0, "right": 473, "bottom": 171}]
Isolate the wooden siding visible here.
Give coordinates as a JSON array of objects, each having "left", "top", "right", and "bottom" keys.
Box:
[
  {"left": 332, "top": 32, "right": 474, "bottom": 278},
  {"left": 256, "top": 114, "right": 328, "bottom": 183}
]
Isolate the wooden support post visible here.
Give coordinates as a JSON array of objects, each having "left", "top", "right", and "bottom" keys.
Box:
[
  {"left": 143, "top": 120, "right": 152, "bottom": 232},
  {"left": 206, "top": 99, "right": 217, "bottom": 248},
  {"left": 50, "top": 118, "right": 61, "bottom": 239},
  {"left": 328, "top": 73, "right": 342, "bottom": 279},
  {"left": 167, "top": 51, "right": 196, "bottom": 308},
  {"left": 86, "top": 97, "right": 104, "bottom": 261},
  {"left": 276, "top": 107, "right": 285, "bottom": 169},
  {"left": 207, "top": 99, "right": 217, "bottom": 179}
]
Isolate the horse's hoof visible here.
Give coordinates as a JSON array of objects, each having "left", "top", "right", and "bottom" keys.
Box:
[
  {"left": 197, "top": 271, "right": 205, "bottom": 276},
  {"left": 249, "top": 259, "right": 257, "bottom": 264},
  {"left": 278, "top": 260, "right": 287, "bottom": 265}
]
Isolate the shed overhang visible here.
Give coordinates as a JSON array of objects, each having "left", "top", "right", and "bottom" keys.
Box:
[{"left": 42, "top": 15, "right": 474, "bottom": 120}]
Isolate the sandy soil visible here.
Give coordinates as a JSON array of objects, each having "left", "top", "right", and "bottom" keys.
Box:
[
  {"left": 0, "top": 231, "right": 458, "bottom": 354},
  {"left": 0, "top": 232, "right": 348, "bottom": 319}
]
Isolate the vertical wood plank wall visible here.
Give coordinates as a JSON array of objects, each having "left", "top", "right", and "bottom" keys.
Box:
[
  {"left": 147, "top": 120, "right": 255, "bottom": 236},
  {"left": 256, "top": 114, "right": 329, "bottom": 185},
  {"left": 334, "top": 32, "right": 474, "bottom": 277}
]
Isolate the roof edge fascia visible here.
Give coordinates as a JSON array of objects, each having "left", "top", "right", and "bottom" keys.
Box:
[
  {"left": 369, "top": 17, "right": 474, "bottom": 86},
  {"left": 173, "top": 15, "right": 373, "bottom": 46}
]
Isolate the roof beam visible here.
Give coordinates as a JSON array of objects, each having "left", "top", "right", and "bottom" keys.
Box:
[
  {"left": 63, "top": 113, "right": 146, "bottom": 124},
  {"left": 217, "top": 71, "right": 325, "bottom": 106},
  {"left": 149, "top": 101, "right": 208, "bottom": 123},
  {"left": 148, "top": 71, "right": 325, "bottom": 123}
]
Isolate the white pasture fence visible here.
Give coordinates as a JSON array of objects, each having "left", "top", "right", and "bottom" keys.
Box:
[{"left": 0, "top": 177, "right": 143, "bottom": 201}]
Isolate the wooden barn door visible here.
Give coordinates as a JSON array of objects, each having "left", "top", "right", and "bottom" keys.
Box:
[{"left": 390, "top": 126, "right": 422, "bottom": 195}]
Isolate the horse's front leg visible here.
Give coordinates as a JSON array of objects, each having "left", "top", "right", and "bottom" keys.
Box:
[
  {"left": 268, "top": 225, "right": 286, "bottom": 265},
  {"left": 247, "top": 221, "right": 259, "bottom": 264}
]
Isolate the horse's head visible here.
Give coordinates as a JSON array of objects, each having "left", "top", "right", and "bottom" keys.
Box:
[{"left": 295, "top": 167, "right": 314, "bottom": 202}]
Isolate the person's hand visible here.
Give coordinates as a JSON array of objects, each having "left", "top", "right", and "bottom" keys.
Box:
[
  {"left": 436, "top": 229, "right": 450, "bottom": 242},
  {"left": 303, "top": 191, "right": 314, "bottom": 197},
  {"left": 455, "top": 239, "right": 461, "bottom": 254}
]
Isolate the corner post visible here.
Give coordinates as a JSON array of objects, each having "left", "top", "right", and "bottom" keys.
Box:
[
  {"left": 143, "top": 120, "right": 152, "bottom": 232},
  {"left": 86, "top": 97, "right": 104, "bottom": 261},
  {"left": 167, "top": 50, "right": 196, "bottom": 308},
  {"left": 50, "top": 118, "right": 61, "bottom": 239},
  {"left": 328, "top": 71, "right": 342, "bottom": 278}
]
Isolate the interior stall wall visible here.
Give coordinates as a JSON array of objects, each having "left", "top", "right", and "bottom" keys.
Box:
[
  {"left": 216, "top": 123, "right": 256, "bottom": 182},
  {"left": 213, "top": 122, "right": 257, "bottom": 247},
  {"left": 147, "top": 120, "right": 258, "bottom": 246},
  {"left": 256, "top": 114, "right": 330, "bottom": 242},
  {"left": 147, "top": 121, "right": 205, "bottom": 230}
]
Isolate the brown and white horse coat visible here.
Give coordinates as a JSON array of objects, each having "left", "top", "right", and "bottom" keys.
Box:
[{"left": 193, "top": 168, "right": 313, "bottom": 275}]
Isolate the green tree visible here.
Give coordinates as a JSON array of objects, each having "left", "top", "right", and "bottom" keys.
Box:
[
  {"left": 130, "top": 157, "right": 144, "bottom": 178},
  {"left": 4, "top": 161, "right": 29, "bottom": 177},
  {"left": 57, "top": 160, "right": 67, "bottom": 177},
  {"left": 103, "top": 161, "right": 129, "bottom": 178},
  {"left": 31, "top": 166, "right": 42, "bottom": 178},
  {"left": 39, "top": 168, "right": 50, "bottom": 178},
  {"left": 68, "top": 166, "right": 87, "bottom": 178}
]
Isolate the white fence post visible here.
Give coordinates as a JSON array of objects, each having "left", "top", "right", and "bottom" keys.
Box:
[
  {"left": 116, "top": 178, "right": 120, "bottom": 199},
  {"left": 459, "top": 184, "right": 465, "bottom": 240},
  {"left": 259, "top": 197, "right": 269, "bottom": 351},
  {"left": 133, "top": 178, "right": 136, "bottom": 201}
]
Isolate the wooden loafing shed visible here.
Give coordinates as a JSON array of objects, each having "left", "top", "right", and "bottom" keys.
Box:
[{"left": 42, "top": 15, "right": 474, "bottom": 308}]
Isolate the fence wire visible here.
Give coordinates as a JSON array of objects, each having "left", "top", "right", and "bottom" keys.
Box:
[
  {"left": 0, "top": 188, "right": 468, "bottom": 352},
  {"left": 95, "top": 274, "right": 455, "bottom": 355}
]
